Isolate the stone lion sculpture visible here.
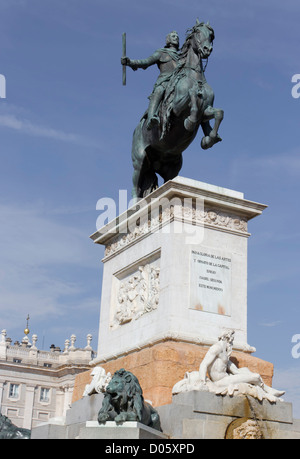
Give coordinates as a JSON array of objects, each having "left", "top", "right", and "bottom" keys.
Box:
[
  {"left": 0, "top": 413, "right": 31, "bottom": 439},
  {"left": 97, "top": 368, "right": 162, "bottom": 431}
]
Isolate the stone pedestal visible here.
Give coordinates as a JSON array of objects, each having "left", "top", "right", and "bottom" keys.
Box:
[
  {"left": 78, "top": 177, "right": 272, "bottom": 405},
  {"left": 31, "top": 387, "right": 300, "bottom": 439},
  {"left": 31, "top": 393, "right": 166, "bottom": 440},
  {"left": 91, "top": 177, "right": 267, "bottom": 361},
  {"left": 78, "top": 421, "right": 167, "bottom": 440},
  {"left": 73, "top": 341, "right": 274, "bottom": 408},
  {"left": 157, "top": 391, "right": 300, "bottom": 439},
  {"left": 77, "top": 177, "right": 270, "bottom": 407},
  {"left": 31, "top": 393, "right": 104, "bottom": 439}
]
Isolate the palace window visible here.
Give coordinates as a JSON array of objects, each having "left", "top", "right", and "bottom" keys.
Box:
[
  {"left": 40, "top": 387, "right": 50, "bottom": 403},
  {"left": 9, "top": 383, "right": 19, "bottom": 399}
]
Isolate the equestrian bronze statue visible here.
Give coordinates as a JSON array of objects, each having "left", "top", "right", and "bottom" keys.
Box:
[{"left": 121, "top": 20, "right": 224, "bottom": 199}]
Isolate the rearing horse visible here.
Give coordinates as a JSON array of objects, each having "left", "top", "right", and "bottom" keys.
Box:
[{"left": 131, "top": 21, "right": 224, "bottom": 199}]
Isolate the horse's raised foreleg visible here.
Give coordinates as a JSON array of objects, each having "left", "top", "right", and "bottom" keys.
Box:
[{"left": 200, "top": 105, "right": 224, "bottom": 150}]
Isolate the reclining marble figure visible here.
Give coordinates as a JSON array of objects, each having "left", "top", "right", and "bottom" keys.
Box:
[{"left": 172, "top": 330, "right": 285, "bottom": 403}]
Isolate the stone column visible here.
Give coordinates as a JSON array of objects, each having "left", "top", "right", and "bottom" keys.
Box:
[
  {"left": 62, "top": 385, "right": 73, "bottom": 417},
  {"left": 0, "top": 381, "right": 5, "bottom": 412},
  {"left": 0, "top": 330, "right": 7, "bottom": 359},
  {"left": 54, "top": 387, "right": 65, "bottom": 417},
  {"left": 23, "top": 385, "right": 35, "bottom": 430}
]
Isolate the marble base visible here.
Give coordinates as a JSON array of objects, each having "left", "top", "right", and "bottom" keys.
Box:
[
  {"left": 91, "top": 177, "right": 267, "bottom": 365},
  {"left": 78, "top": 421, "right": 167, "bottom": 439},
  {"left": 31, "top": 393, "right": 104, "bottom": 439},
  {"left": 157, "top": 391, "right": 300, "bottom": 439},
  {"left": 72, "top": 341, "right": 274, "bottom": 407}
]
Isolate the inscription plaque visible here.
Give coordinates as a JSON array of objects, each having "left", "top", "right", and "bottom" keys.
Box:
[{"left": 190, "top": 248, "right": 232, "bottom": 315}]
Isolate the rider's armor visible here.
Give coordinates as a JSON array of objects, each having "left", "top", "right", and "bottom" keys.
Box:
[{"left": 128, "top": 48, "right": 180, "bottom": 129}]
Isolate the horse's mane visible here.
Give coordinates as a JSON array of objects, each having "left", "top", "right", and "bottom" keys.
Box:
[
  {"left": 180, "top": 22, "right": 215, "bottom": 62},
  {"left": 160, "top": 23, "right": 213, "bottom": 139}
]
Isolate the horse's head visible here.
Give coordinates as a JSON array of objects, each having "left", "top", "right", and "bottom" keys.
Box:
[{"left": 187, "top": 19, "right": 215, "bottom": 59}]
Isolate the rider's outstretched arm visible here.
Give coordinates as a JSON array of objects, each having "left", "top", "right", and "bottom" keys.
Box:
[{"left": 121, "top": 50, "right": 161, "bottom": 70}]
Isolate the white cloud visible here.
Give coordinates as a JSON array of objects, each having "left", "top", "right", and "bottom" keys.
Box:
[
  {"left": 0, "top": 201, "right": 100, "bottom": 334},
  {"left": 0, "top": 0, "right": 26, "bottom": 8},
  {"left": 231, "top": 148, "right": 300, "bottom": 181},
  {"left": 259, "top": 321, "right": 283, "bottom": 328},
  {"left": 253, "top": 153, "right": 300, "bottom": 176},
  {"left": 0, "top": 113, "right": 97, "bottom": 146},
  {"left": 0, "top": 202, "right": 91, "bottom": 266},
  {"left": 273, "top": 366, "right": 300, "bottom": 419}
]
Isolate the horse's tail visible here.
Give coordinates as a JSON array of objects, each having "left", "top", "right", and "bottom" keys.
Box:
[{"left": 131, "top": 121, "right": 158, "bottom": 198}]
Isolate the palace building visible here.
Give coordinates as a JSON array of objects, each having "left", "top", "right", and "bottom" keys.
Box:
[{"left": 0, "top": 325, "right": 95, "bottom": 431}]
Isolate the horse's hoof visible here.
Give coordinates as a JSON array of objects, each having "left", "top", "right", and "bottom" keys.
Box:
[
  {"left": 184, "top": 117, "right": 196, "bottom": 132},
  {"left": 201, "top": 134, "right": 222, "bottom": 150},
  {"left": 201, "top": 136, "right": 212, "bottom": 149}
]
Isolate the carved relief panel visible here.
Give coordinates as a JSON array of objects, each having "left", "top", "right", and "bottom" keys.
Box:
[{"left": 110, "top": 257, "right": 160, "bottom": 329}]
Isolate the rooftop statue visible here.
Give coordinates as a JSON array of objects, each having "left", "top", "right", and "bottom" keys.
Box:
[
  {"left": 121, "top": 20, "right": 224, "bottom": 199},
  {"left": 172, "top": 330, "right": 285, "bottom": 403}
]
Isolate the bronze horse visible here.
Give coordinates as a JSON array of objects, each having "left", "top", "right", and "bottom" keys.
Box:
[{"left": 131, "top": 21, "right": 224, "bottom": 199}]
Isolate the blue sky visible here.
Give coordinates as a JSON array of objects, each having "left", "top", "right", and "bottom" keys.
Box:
[{"left": 0, "top": 0, "right": 300, "bottom": 414}]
